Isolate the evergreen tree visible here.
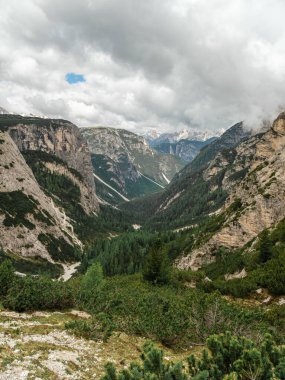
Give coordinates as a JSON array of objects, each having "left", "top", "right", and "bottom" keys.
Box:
[
  {"left": 142, "top": 240, "right": 171, "bottom": 285},
  {"left": 259, "top": 230, "right": 272, "bottom": 263},
  {"left": 0, "top": 259, "right": 15, "bottom": 297}
]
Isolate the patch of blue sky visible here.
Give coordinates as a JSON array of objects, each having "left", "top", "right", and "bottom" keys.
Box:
[{"left": 65, "top": 73, "right": 86, "bottom": 84}]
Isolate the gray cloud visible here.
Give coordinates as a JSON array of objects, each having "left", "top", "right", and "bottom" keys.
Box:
[{"left": 0, "top": 0, "right": 285, "bottom": 133}]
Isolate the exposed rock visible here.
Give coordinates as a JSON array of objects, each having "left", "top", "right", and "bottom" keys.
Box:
[
  {"left": 278, "top": 298, "right": 285, "bottom": 305},
  {"left": 262, "top": 296, "right": 272, "bottom": 305},
  {"left": 4, "top": 116, "right": 98, "bottom": 214},
  {"left": 225, "top": 268, "right": 247, "bottom": 281},
  {"left": 177, "top": 113, "right": 285, "bottom": 270},
  {"left": 0, "top": 131, "right": 79, "bottom": 261},
  {"left": 81, "top": 127, "right": 185, "bottom": 203}
]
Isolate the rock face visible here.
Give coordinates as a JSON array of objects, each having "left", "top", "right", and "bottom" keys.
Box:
[
  {"left": 0, "top": 115, "right": 99, "bottom": 264},
  {"left": 177, "top": 112, "right": 285, "bottom": 270},
  {"left": 81, "top": 127, "right": 185, "bottom": 203},
  {"left": 0, "top": 131, "right": 80, "bottom": 261},
  {"left": 4, "top": 116, "right": 98, "bottom": 214},
  {"left": 152, "top": 138, "right": 216, "bottom": 162}
]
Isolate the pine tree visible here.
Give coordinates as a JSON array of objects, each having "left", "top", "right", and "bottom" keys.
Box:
[
  {"left": 259, "top": 230, "right": 272, "bottom": 263},
  {"left": 142, "top": 240, "right": 171, "bottom": 285},
  {"left": 0, "top": 259, "right": 15, "bottom": 296}
]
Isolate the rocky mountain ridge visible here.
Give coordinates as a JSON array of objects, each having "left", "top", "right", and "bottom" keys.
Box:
[
  {"left": 0, "top": 114, "right": 98, "bottom": 265},
  {"left": 177, "top": 112, "right": 285, "bottom": 270},
  {"left": 132, "top": 121, "right": 251, "bottom": 230},
  {"left": 81, "top": 127, "right": 185, "bottom": 203},
  {"left": 144, "top": 128, "right": 221, "bottom": 145}
]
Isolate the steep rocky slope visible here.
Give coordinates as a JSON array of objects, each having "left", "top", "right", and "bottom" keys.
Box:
[
  {"left": 129, "top": 122, "right": 251, "bottom": 229},
  {"left": 0, "top": 115, "right": 98, "bottom": 266},
  {"left": 177, "top": 112, "right": 285, "bottom": 269},
  {"left": 0, "top": 131, "right": 80, "bottom": 262},
  {"left": 3, "top": 115, "right": 98, "bottom": 215},
  {"left": 81, "top": 127, "right": 185, "bottom": 203}
]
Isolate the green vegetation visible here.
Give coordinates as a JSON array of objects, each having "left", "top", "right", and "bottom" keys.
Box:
[
  {"left": 65, "top": 313, "right": 114, "bottom": 342},
  {"left": 0, "top": 260, "right": 73, "bottom": 311},
  {"left": 78, "top": 262, "right": 105, "bottom": 305},
  {"left": 194, "top": 218, "right": 285, "bottom": 298},
  {"left": 102, "top": 333, "right": 285, "bottom": 380},
  {"left": 0, "top": 250, "right": 62, "bottom": 277},
  {"left": 91, "top": 153, "right": 162, "bottom": 203},
  {"left": 77, "top": 273, "right": 280, "bottom": 347},
  {"left": 24, "top": 150, "right": 133, "bottom": 242},
  {"left": 38, "top": 233, "right": 80, "bottom": 262},
  {"left": 0, "top": 191, "right": 38, "bottom": 229},
  {"left": 3, "top": 275, "right": 74, "bottom": 312},
  {"left": 82, "top": 231, "right": 182, "bottom": 276},
  {"left": 142, "top": 240, "right": 171, "bottom": 284}
]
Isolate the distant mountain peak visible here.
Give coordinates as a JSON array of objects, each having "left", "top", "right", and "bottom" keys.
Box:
[{"left": 142, "top": 127, "right": 222, "bottom": 145}]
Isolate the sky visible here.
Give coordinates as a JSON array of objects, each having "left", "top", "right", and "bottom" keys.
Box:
[{"left": 0, "top": 0, "right": 285, "bottom": 134}]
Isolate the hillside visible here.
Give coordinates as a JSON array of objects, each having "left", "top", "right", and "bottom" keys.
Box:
[
  {"left": 81, "top": 127, "right": 185, "bottom": 203},
  {"left": 0, "top": 114, "right": 99, "bottom": 272},
  {"left": 177, "top": 112, "right": 285, "bottom": 269},
  {"left": 121, "top": 121, "right": 251, "bottom": 229}
]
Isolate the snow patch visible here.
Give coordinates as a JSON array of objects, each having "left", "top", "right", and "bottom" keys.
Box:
[
  {"left": 162, "top": 173, "right": 170, "bottom": 184},
  {"left": 137, "top": 171, "right": 165, "bottom": 189},
  {"left": 93, "top": 173, "right": 130, "bottom": 202}
]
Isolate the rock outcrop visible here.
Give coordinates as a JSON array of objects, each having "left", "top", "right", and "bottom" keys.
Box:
[
  {"left": 4, "top": 116, "right": 98, "bottom": 214},
  {"left": 0, "top": 115, "right": 99, "bottom": 264},
  {"left": 0, "top": 131, "right": 80, "bottom": 261}
]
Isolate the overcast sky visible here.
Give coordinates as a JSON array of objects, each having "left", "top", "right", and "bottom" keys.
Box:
[{"left": 0, "top": 0, "right": 285, "bottom": 133}]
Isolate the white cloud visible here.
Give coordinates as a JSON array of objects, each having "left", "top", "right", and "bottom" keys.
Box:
[{"left": 0, "top": 0, "right": 285, "bottom": 132}]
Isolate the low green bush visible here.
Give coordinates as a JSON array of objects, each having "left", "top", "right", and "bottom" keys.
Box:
[
  {"left": 102, "top": 333, "right": 285, "bottom": 380},
  {"left": 3, "top": 276, "right": 74, "bottom": 312}
]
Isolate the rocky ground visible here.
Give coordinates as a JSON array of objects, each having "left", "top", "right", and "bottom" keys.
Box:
[{"left": 0, "top": 309, "right": 192, "bottom": 380}]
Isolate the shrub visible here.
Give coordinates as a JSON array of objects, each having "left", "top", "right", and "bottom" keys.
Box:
[
  {"left": 0, "top": 260, "right": 15, "bottom": 297},
  {"left": 78, "top": 262, "right": 105, "bottom": 307},
  {"left": 65, "top": 313, "right": 114, "bottom": 342},
  {"left": 101, "top": 333, "right": 285, "bottom": 380},
  {"left": 3, "top": 276, "right": 74, "bottom": 311}
]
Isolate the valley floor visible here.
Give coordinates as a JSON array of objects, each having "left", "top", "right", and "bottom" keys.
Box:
[{"left": 0, "top": 309, "right": 196, "bottom": 380}]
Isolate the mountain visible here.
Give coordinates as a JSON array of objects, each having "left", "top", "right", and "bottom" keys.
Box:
[
  {"left": 121, "top": 121, "right": 251, "bottom": 229},
  {"left": 152, "top": 137, "right": 216, "bottom": 162},
  {"left": 177, "top": 113, "right": 285, "bottom": 269},
  {"left": 0, "top": 114, "right": 98, "bottom": 269},
  {"left": 143, "top": 127, "right": 220, "bottom": 162},
  {"left": 80, "top": 127, "right": 186, "bottom": 204},
  {"left": 144, "top": 128, "right": 221, "bottom": 145}
]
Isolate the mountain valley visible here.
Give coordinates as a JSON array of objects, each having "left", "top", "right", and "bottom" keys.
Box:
[{"left": 2, "top": 110, "right": 285, "bottom": 379}]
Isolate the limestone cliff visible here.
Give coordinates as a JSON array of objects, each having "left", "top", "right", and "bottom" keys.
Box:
[
  {"left": 0, "top": 131, "right": 80, "bottom": 262},
  {"left": 1, "top": 115, "right": 98, "bottom": 214},
  {"left": 0, "top": 114, "right": 99, "bottom": 264},
  {"left": 177, "top": 112, "right": 285, "bottom": 270}
]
